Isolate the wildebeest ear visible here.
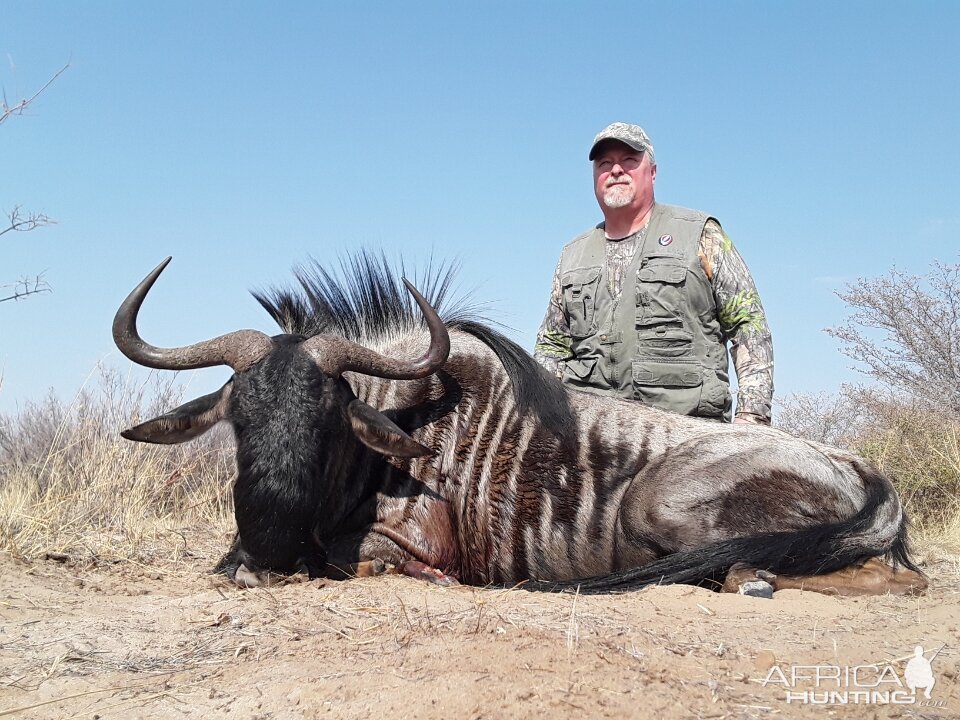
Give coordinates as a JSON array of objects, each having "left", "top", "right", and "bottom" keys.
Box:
[
  {"left": 121, "top": 382, "right": 233, "bottom": 445},
  {"left": 346, "top": 399, "right": 433, "bottom": 458}
]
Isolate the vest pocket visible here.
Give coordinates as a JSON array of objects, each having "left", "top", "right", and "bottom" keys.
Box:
[
  {"left": 632, "top": 359, "right": 705, "bottom": 417},
  {"left": 635, "top": 325, "right": 694, "bottom": 358},
  {"left": 635, "top": 259, "right": 687, "bottom": 328},
  {"left": 561, "top": 266, "right": 602, "bottom": 339},
  {"left": 698, "top": 372, "right": 731, "bottom": 418},
  {"left": 562, "top": 357, "right": 599, "bottom": 388}
]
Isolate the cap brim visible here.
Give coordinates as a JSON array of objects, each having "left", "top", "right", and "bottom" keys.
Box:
[{"left": 588, "top": 137, "right": 647, "bottom": 161}]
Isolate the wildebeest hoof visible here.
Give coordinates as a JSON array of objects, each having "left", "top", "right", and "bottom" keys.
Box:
[
  {"left": 234, "top": 564, "right": 264, "bottom": 588},
  {"left": 366, "top": 558, "right": 387, "bottom": 576},
  {"left": 739, "top": 580, "right": 774, "bottom": 599},
  {"left": 352, "top": 558, "right": 389, "bottom": 577},
  {"left": 756, "top": 569, "right": 777, "bottom": 583},
  {"left": 722, "top": 564, "right": 778, "bottom": 595}
]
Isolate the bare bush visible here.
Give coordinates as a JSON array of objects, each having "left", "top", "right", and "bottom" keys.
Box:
[
  {"left": 777, "top": 386, "right": 960, "bottom": 540},
  {"left": 774, "top": 385, "right": 865, "bottom": 448},
  {"left": 0, "top": 366, "right": 236, "bottom": 562},
  {"left": 826, "top": 262, "right": 960, "bottom": 414}
]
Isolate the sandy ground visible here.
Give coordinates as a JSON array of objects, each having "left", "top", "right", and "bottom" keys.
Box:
[{"left": 1, "top": 548, "right": 958, "bottom": 720}]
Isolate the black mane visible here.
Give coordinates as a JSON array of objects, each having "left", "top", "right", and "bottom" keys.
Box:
[{"left": 252, "top": 251, "right": 573, "bottom": 435}]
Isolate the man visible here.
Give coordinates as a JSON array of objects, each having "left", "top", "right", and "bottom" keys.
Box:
[{"left": 534, "top": 122, "right": 773, "bottom": 424}]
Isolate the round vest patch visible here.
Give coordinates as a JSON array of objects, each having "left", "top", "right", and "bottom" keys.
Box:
[{"left": 658, "top": 234, "right": 673, "bottom": 246}]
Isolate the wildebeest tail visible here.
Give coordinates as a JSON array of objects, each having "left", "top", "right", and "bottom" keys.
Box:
[{"left": 529, "top": 462, "right": 917, "bottom": 593}]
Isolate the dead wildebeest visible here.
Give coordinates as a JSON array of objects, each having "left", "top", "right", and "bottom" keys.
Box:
[{"left": 113, "top": 254, "right": 927, "bottom": 597}]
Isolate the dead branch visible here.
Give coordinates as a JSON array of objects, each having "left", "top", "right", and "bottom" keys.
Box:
[
  {"left": 0, "top": 205, "right": 56, "bottom": 239},
  {"left": 1, "top": 62, "right": 67, "bottom": 302},
  {"left": 0, "top": 273, "right": 51, "bottom": 303},
  {"left": 0, "top": 62, "right": 69, "bottom": 125}
]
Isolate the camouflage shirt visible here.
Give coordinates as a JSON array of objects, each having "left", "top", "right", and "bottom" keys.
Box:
[{"left": 534, "top": 218, "right": 774, "bottom": 423}]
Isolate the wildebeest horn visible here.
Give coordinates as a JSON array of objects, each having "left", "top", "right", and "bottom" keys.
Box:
[
  {"left": 113, "top": 257, "right": 274, "bottom": 372},
  {"left": 302, "top": 278, "right": 450, "bottom": 379}
]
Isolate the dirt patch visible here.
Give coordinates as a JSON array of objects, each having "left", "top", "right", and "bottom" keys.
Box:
[{"left": 0, "top": 553, "right": 957, "bottom": 719}]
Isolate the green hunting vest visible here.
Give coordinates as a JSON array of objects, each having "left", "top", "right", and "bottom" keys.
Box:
[{"left": 558, "top": 203, "right": 732, "bottom": 421}]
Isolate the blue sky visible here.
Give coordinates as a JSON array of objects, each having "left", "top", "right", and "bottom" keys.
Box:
[{"left": 2, "top": 2, "right": 958, "bottom": 415}]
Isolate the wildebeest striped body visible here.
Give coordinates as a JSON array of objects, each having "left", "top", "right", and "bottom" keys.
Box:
[
  {"left": 113, "top": 254, "right": 924, "bottom": 596},
  {"left": 331, "top": 331, "right": 890, "bottom": 587}
]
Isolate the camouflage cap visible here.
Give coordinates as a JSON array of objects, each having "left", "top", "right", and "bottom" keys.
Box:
[{"left": 589, "top": 122, "right": 656, "bottom": 165}]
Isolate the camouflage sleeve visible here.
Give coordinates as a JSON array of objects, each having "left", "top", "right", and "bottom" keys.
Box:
[
  {"left": 699, "top": 221, "right": 774, "bottom": 423},
  {"left": 533, "top": 258, "right": 573, "bottom": 379}
]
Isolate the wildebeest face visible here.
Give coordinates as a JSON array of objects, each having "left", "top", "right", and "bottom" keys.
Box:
[{"left": 114, "top": 257, "right": 449, "bottom": 576}]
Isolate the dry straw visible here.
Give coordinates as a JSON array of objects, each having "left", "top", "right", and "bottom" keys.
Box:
[{"left": 0, "top": 364, "right": 235, "bottom": 564}]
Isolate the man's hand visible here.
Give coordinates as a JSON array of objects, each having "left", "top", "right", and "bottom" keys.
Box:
[{"left": 734, "top": 413, "right": 769, "bottom": 426}]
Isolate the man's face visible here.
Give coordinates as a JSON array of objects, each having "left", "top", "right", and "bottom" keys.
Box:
[{"left": 592, "top": 141, "right": 656, "bottom": 212}]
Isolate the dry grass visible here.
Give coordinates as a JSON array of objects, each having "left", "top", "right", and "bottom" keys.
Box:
[
  {"left": 0, "top": 365, "right": 235, "bottom": 564},
  {"left": 777, "top": 386, "right": 960, "bottom": 554}
]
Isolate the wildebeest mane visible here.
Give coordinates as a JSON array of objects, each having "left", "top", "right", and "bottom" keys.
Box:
[{"left": 252, "top": 251, "right": 573, "bottom": 436}]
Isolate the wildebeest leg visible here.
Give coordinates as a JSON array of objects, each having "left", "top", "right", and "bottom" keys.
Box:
[
  {"left": 396, "top": 560, "right": 459, "bottom": 586},
  {"left": 369, "top": 523, "right": 459, "bottom": 585},
  {"left": 325, "top": 526, "right": 460, "bottom": 586},
  {"left": 721, "top": 558, "right": 928, "bottom": 597},
  {"left": 325, "top": 556, "right": 457, "bottom": 585}
]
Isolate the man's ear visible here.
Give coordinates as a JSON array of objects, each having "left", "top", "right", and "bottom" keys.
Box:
[{"left": 121, "top": 382, "right": 233, "bottom": 444}]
